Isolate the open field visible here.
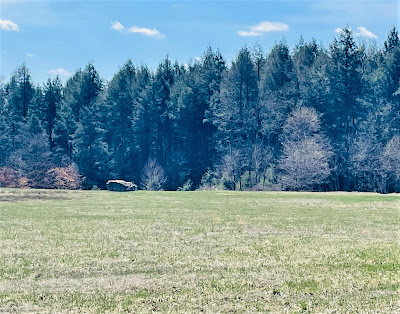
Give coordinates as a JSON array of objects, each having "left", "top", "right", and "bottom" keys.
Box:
[{"left": 0, "top": 189, "right": 399, "bottom": 313}]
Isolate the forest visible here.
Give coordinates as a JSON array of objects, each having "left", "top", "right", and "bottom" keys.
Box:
[{"left": 0, "top": 27, "right": 399, "bottom": 192}]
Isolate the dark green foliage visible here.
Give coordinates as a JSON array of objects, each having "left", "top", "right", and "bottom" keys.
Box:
[
  {"left": 5, "top": 64, "right": 34, "bottom": 120},
  {"left": 105, "top": 60, "right": 141, "bottom": 181},
  {"left": 170, "top": 47, "right": 226, "bottom": 187},
  {"left": 43, "top": 77, "right": 62, "bottom": 148},
  {"left": 259, "top": 40, "right": 299, "bottom": 152},
  {"left": 72, "top": 103, "right": 109, "bottom": 188},
  {"left": 1, "top": 27, "right": 399, "bottom": 192},
  {"left": 326, "top": 27, "right": 363, "bottom": 139}
]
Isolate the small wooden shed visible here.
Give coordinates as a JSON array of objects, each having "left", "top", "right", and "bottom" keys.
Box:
[{"left": 106, "top": 180, "right": 137, "bottom": 191}]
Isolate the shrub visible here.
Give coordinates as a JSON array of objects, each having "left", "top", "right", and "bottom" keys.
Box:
[
  {"left": 46, "top": 164, "right": 83, "bottom": 190},
  {"left": 177, "top": 179, "right": 193, "bottom": 191},
  {"left": 0, "top": 167, "right": 20, "bottom": 188}
]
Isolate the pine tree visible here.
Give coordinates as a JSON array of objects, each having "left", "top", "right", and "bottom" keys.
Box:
[
  {"left": 259, "top": 40, "right": 299, "bottom": 151},
  {"left": 66, "top": 63, "right": 106, "bottom": 187},
  {"left": 135, "top": 65, "right": 155, "bottom": 171},
  {"left": 382, "top": 27, "right": 400, "bottom": 138},
  {"left": 210, "top": 47, "right": 259, "bottom": 189},
  {"left": 73, "top": 101, "right": 109, "bottom": 188},
  {"left": 152, "top": 56, "right": 176, "bottom": 188},
  {"left": 383, "top": 27, "right": 400, "bottom": 100},
  {"left": 0, "top": 84, "right": 11, "bottom": 166},
  {"left": 169, "top": 47, "right": 226, "bottom": 187},
  {"left": 55, "top": 63, "right": 103, "bottom": 158},
  {"left": 325, "top": 27, "right": 364, "bottom": 190},
  {"left": 43, "top": 77, "right": 62, "bottom": 148},
  {"left": 53, "top": 70, "right": 82, "bottom": 156},
  {"left": 105, "top": 60, "right": 143, "bottom": 181},
  {"left": 5, "top": 64, "right": 34, "bottom": 120},
  {"left": 292, "top": 38, "right": 327, "bottom": 110}
]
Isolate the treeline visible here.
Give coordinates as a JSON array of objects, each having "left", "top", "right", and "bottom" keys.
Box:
[{"left": 0, "top": 27, "right": 399, "bottom": 192}]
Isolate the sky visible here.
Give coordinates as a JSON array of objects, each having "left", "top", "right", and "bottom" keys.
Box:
[{"left": 0, "top": 0, "right": 398, "bottom": 83}]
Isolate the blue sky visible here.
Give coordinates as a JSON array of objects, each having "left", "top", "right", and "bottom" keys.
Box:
[{"left": 0, "top": 0, "right": 398, "bottom": 83}]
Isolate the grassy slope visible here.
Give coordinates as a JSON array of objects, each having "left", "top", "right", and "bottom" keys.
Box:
[{"left": 0, "top": 189, "right": 399, "bottom": 313}]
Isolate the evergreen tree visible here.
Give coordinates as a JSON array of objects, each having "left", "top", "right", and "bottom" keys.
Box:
[
  {"left": 72, "top": 100, "right": 109, "bottom": 188},
  {"left": 64, "top": 63, "right": 106, "bottom": 187},
  {"left": 5, "top": 64, "right": 34, "bottom": 120},
  {"left": 292, "top": 38, "right": 328, "bottom": 110},
  {"left": 135, "top": 65, "right": 155, "bottom": 171},
  {"left": 170, "top": 47, "right": 226, "bottom": 187},
  {"left": 383, "top": 27, "right": 400, "bottom": 101},
  {"left": 259, "top": 40, "right": 299, "bottom": 151},
  {"left": 152, "top": 56, "right": 176, "bottom": 187},
  {"left": 43, "top": 77, "right": 62, "bottom": 148},
  {"left": 55, "top": 63, "right": 103, "bottom": 157},
  {"left": 210, "top": 47, "right": 259, "bottom": 189},
  {"left": 105, "top": 60, "right": 143, "bottom": 181},
  {"left": 0, "top": 84, "right": 11, "bottom": 166},
  {"left": 382, "top": 27, "right": 400, "bottom": 138},
  {"left": 325, "top": 27, "right": 364, "bottom": 190},
  {"left": 53, "top": 70, "right": 82, "bottom": 155}
]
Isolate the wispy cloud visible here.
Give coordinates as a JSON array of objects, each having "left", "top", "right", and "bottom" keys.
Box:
[
  {"left": 25, "top": 52, "right": 33, "bottom": 57},
  {"left": 111, "top": 21, "right": 165, "bottom": 39},
  {"left": 355, "top": 26, "right": 377, "bottom": 39},
  {"left": 128, "top": 26, "right": 164, "bottom": 39},
  {"left": 0, "top": 19, "right": 19, "bottom": 32},
  {"left": 238, "top": 21, "right": 288, "bottom": 37},
  {"left": 111, "top": 21, "right": 124, "bottom": 31},
  {"left": 49, "top": 68, "right": 71, "bottom": 78},
  {"left": 335, "top": 26, "right": 377, "bottom": 39}
]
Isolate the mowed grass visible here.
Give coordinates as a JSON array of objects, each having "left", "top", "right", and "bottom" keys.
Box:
[{"left": 0, "top": 189, "right": 399, "bottom": 313}]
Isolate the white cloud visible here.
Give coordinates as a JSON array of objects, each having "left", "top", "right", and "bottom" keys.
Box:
[
  {"left": 0, "top": 19, "right": 19, "bottom": 31},
  {"left": 26, "top": 52, "right": 33, "bottom": 57},
  {"left": 252, "top": 21, "right": 289, "bottom": 32},
  {"left": 49, "top": 68, "right": 71, "bottom": 78},
  {"left": 238, "top": 21, "right": 288, "bottom": 37},
  {"left": 355, "top": 26, "right": 377, "bottom": 39},
  {"left": 128, "top": 26, "right": 165, "bottom": 38},
  {"left": 238, "top": 30, "right": 262, "bottom": 37},
  {"left": 195, "top": 56, "right": 201, "bottom": 61},
  {"left": 111, "top": 21, "right": 124, "bottom": 31},
  {"left": 111, "top": 21, "right": 165, "bottom": 39}
]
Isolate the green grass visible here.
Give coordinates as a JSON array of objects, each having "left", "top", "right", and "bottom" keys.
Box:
[{"left": 0, "top": 188, "right": 399, "bottom": 313}]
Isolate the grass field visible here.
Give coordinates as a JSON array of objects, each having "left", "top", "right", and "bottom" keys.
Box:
[{"left": 0, "top": 189, "right": 399, "bottom": 313}]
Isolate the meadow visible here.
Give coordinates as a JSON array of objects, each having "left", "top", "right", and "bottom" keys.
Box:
[{"left": 0, "top": 189, "right": 399, "bottom": 313}]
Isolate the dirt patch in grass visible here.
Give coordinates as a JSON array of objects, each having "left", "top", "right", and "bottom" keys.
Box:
[{"left": 0, "top": 189, "right": 81, "bottom": 202}]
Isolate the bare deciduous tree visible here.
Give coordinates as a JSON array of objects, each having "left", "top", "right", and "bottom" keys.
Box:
[
  {"left": 279, "top": 106, "right": 332, "bottom": 190},
  {"left": 381, "top": 136, "right": 400, "bottom": 192},
  {"left": 140, "top": 159, "right": 167, "bottom": 191},
  {"left": 281, "top": 106, "right": 321, "bottom": 142},
  {"left": 348, "top": 133, "right": 382, "bottom": 191},
  {"left": 279, "top": 137, "right": 332, "bottom": 190}
]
